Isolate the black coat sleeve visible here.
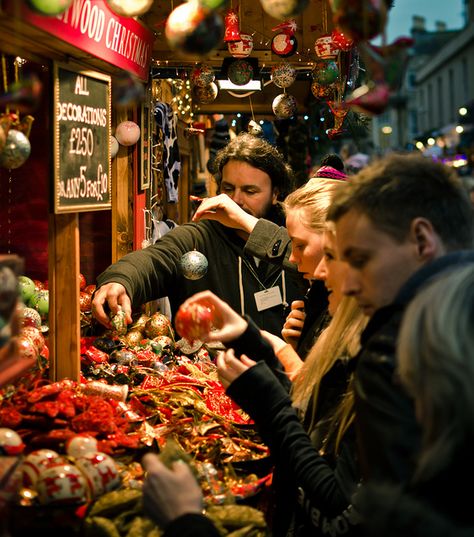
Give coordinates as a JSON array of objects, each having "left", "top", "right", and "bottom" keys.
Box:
[
  {"left": 227, "top": 362, "right": 361, "bottom": 522},
  {"left": 163, "top": 514, "right": 220, "bottom": 537}
]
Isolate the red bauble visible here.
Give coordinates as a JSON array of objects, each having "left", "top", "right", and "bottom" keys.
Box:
[
  {"left": 84, "top": 284, "right": 96, "bottom": 295},
  {"left": 175, "top": 303, "right": 214, "bottom": 343},
  {"left": 79, "top": 273, "right": 86, "bottom": 290},
  {"left": 80, "top": 291, "right": 92, "bottom": 312}
]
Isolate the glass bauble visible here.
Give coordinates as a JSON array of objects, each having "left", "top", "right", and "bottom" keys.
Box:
[
  {"left": 0, "top": 129, "right": 31, "bottom": 169},
  {"left": 272, "top": 93, "right": 297, "bottom": 119},
  {"left": 180, "top": 250, "right": 208, "bottom": 280}
]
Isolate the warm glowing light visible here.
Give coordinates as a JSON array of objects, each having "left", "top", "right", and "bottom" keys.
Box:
[
  {"left": 459, "top": 107, "right": 468, "bottom": 116},
  {"left": 456, "top": 125, "right": 464, "bottom": 133},
  {"left": 427, "top": 138, "right": 435, "bottom": 146},
  {"left": 381, "top": 126, "right": 392, "bottom": 134},
  {"left": 415, "top": 141, "right": 424, "bottom": 150}
]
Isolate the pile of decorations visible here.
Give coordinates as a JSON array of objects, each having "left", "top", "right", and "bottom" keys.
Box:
[{"left": 0, "top": 305, "right": 272, "bottom": 534}]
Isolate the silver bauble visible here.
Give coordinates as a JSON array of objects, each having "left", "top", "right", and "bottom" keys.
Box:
[{"left": 180, "top": 251, "right": 208, "bottom": 280}]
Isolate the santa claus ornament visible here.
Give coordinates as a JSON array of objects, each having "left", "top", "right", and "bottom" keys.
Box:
[
  {"left": 271, "top": 20, "right": 298, "bottom": 58},
  {"left": 228, "top": 33, "right": 253, "bottom": 58}
]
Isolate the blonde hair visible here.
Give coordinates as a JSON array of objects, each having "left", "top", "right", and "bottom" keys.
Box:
[
  {"left": 292, "top": 295, "right": 367, "bottom": 453},
  {"left": 283, "top": 178, "right": 347, "bottom": 234}
]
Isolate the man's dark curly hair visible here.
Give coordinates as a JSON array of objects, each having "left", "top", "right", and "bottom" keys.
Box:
[{"left": 213, "top": 133, "right": 295, "bottom": 201}]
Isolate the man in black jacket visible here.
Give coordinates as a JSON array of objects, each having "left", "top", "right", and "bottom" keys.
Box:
[
  {"left": 326, "top": 153, "right": 474, "bottom": 485},
  {"left": 92, "top": 133, "right": 307, "bottom": 337}
]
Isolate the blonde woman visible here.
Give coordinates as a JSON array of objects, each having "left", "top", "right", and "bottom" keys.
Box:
[{"left": 180, "top": 222, "right": 368, "bottom": 537}]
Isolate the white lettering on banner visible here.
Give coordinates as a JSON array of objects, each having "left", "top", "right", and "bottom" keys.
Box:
[
  {"left": 57, "top": 0, "right": 151, "bottom": 69},
  {"left": 59, "top": 165, "right": 108, "bottom": 201}
]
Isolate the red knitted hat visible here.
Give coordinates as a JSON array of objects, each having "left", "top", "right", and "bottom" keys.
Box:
[{"left": 314, "top": 166, "right": 348, "bottom": 180}]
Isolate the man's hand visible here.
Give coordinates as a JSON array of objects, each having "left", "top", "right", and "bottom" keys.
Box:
[
  {"left": 281, "top": 300, "right": 306, "bottom": 350},
  {"left": 142, "top": 454, "right": 203, "bottom": 527},
  {"left": 192, "top": 194, "right": 258, "bottom": 234},
  {"left": 91, "top": 282, "right": 133, "bottom": 327}
]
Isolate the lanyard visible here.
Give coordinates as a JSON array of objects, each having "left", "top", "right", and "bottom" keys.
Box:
[{"left": 238, "top": 256, "right": 287, "bottom": 315}]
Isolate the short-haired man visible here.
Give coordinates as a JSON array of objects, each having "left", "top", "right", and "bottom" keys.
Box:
[
  {"left": 92, "top": 133, "right": 306, "bottom": 336},
  {"left": 327, "top": 152, "right": 474, "bottom": 483}
]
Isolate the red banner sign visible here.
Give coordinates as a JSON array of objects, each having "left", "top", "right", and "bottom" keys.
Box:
[{"left": 5, "top": 0, "right": 154, "bottom": 81}]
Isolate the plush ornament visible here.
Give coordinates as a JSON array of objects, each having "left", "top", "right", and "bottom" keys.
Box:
[
  {"left": 345, "top": 82, "right": 390, "bottom": 115},
  {"left": 106, "top": 0, "right": 153, "bottom": 16},
  {"left": 180, "top": 250, "right": 208, "bottom": 280},
  {"left": 112, "top": 73, "right": 145, "bottom": 108},
  {"left": 331, "top": 28, "right": 354, "bottom": 52},
  {"left": 248, "top": 120, "right": 263, "bottom": 136},
  {"left": 145, "top": 312, "right": 173, "bottom": 338},
  {"left": 110, "top": 135, "right": 119, "bottom": 158},
  {"left": 311, "top": 80, "right": 337, "bottom": 100},
  {"left": 260, "top": 0, "right": 308, "bottom": 20},
  {"left": 272, "top": 93, "right": 297, "bottom": 119},
  {"left": 271, "top": 33, "right": 298, "bottom": 57},
  {"left": 312, "top": 60, "right": 339, "bottom": 86},
  {"left": 175, "top": 302, "right": 215, "bottom": 343},
  {"left": 314, "top": 34, "right": 340, "bottom": 59},
  {"left": 165, "top": 0, "right": 224, "bottom": 57},
  {"left": 0, "top": 129, "right": 31, "bottom": 169},
  {"left": 227, "top": 59, "right": 254, "bottom": 86},
  {"left": 115, "top": 121, "right": 140, "bottom": 146},
  {"left": 0, "top": 428, "right": 25, "bottom": 455},
  {"left": 224, "top": 8, "right": 240, "bottom": 42},
  {"left": 228, "top": 33, "right": 253, "bottom": 58},
  {"left": 330, "top": 0, "right": 387, "bottom": 42},
  {"left": 27, "top": 0, "right": 72, "bottom": 16},
  {"left": 271, "top": 62, "right": 297, "bottom": 89},
  {"left": 359, "top": 37, "right": 414, "bottom": 91},
  {"left": 191, "top": 64, "right": 215, "bottom": 88},
  {"left": 36, "top": 463, "right": 89, "bottom": 505}
]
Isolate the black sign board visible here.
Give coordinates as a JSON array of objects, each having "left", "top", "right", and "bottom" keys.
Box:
[{"left": 54, "top": 64, "right": 111, "bottom": 213}]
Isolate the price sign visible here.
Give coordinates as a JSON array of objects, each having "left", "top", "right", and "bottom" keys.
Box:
[{"left": 54, "top": 64, "right": 111, "bottom": 213}]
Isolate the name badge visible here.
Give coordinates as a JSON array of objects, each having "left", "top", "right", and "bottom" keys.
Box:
[{"left": 254, "top": 286, "right": 283, "bottom": 312}]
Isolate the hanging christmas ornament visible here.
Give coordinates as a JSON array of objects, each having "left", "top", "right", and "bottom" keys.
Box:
[
  {"left": 110, "top": 135, "right": 119, "bottom": 158},
  {"left": 314, "top": 34, "right": 340, "bottom": 59},
  {"left": 201, "top": 0, "right": 230, "bottom": 9},
  {"left": 331, "top": 28, "right": 354, "bottom": 52},
  {"left": 260, "top": 0, "right": 308, "bottom": 20},
  {"left": 192, "top": 82, "right": 219, "bottom": 104},
  {"left": 0, "top": 73, "right": 43, "bottom": 113},
  {"left": 312, "top": 60, "right": 339, "bottom": 86},
  {"left": 311, "top": 81, "right": 337, "bottom": 100},
  {"left": 227, "top": 59, "right": 253, "bottom": 86},
  {"left": 271, "top": 62, "right": 297, "bottom": 89},
  {"left": 115, "top": 120, "right": 140, "bottom": 146},
  {"left": 228, "top": 33, "right": 253, "bottom": 58},
  {"left": 345, "top": 82, "right": 390, "bottom": 115},
  {"left": 0, "top": 129, "right": 31, "bottom": 169},
  {"left": 272, "top": 93, "right": 297, "bottom": 119},
  {"left": 248, "top": 120, "right": 263, "bottom": 136},
  {"left": 328, "top": 100, "right": 349, "bottom": 137},
  {"left": 223, "top": 8, "right": 241, "bottom": 42},
  {"left": 112, "top": 73, "right": 145, "bottom": 109},
  {"left": 330, "top": 0, "right": 387, "bottom": 43},
  {"left": 165, "top": 0, "right": 224, "bottom": 57},
  {"left": 106, "top": 0, "right": 154, "bottom": 17},
  {"left": 180, "top": 250, "right": 209, "bottom": 280},
  {"left": 271, "top": 20, "right": 298, "bottom": 58},
  {"left": 191, "top": 64, "right": 215, "bottom": 88},
  {"left": 0, "top": 121, "right": 6, "bottom": 154},
  {"left": 26, "top": 0, "right": 72, "bottom": 16}
]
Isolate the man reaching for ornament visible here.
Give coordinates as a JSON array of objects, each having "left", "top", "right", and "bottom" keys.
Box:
[{"left": 92, "top": 133, "right": 307, "bottom": 338}]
